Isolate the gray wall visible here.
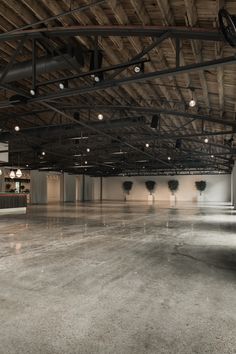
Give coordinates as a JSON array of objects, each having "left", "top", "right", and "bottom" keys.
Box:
[
  {"left": 63, "top": 173, "right": 76, "bottom": 202},
  {"left": 232, "top": 163, "right": 236, "bottom": 208},
  {"left": 30, "top": 170, "right": 47, "bottom": 204}
]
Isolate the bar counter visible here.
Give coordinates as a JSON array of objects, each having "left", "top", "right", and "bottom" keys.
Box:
[{"left": 0, "top": 193, "right": 27, "bottom": 209}]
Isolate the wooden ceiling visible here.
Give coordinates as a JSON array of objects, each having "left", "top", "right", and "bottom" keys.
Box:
[{"left": 0, "top": 0, "right": 235, "bottom": 176}]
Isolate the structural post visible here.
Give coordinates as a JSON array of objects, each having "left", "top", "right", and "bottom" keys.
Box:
[
  {"left": 30, "top": 170, "right": 47, "bottom": 204},
  {"left": 232, "top": 162, "right": 236, "bottom": 209},
  {"left": 63, "top": 173, "right": 76, "bottom": 202}
]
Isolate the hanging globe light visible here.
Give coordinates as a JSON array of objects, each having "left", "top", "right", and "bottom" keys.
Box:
[
  {"left": 16, "top": 169, "right": 22, "bottom": 178},
  {"left": 10, "top": 170, "right": 15, "bottom": 179}
]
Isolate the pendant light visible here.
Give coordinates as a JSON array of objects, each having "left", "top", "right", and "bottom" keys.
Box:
[
  {"left": 16, "top": 153, "right": 22, "bottom": 178},
  {"left": 10, "top": 170, "right": 15, "bottom": 179},
  {"left": 16, "top": 168, "right": 22, "bottom": 178}
]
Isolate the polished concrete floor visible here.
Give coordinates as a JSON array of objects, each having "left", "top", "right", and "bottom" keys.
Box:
[{"left": 0, "top": 201, "right": 236, "bottom": 354}]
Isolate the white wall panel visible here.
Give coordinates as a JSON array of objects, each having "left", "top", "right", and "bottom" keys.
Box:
[{"left": 102, "top": 174, "right": 231, "bottom": 203}]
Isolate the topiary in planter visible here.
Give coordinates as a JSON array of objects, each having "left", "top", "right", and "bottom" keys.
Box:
[
  {"left": 145, "top": 180, "right": 156, "bottom": 195},
  {"left": 195, "top": 181, "right": 206, "bottom": 195},
  {"left": 122, "top": 181, "right": 133, "bottom": 195},
  {"left": 168, "top": 180, "right": 179, "bottom": 195}
]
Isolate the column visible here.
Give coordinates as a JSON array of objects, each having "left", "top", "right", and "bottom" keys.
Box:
[
  {"left": 30, "top": 170, "right": 48, "bottom": 204},
  {"left": 63, "top": 173, "right": 76, "bottom": 202}
]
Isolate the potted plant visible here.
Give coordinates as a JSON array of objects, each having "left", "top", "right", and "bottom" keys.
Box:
[
  {"left": 122, "top": 181, "right": 133, "bottom": 201},
  {"left": 168, "top": 180, "right": 179, "bottom": 203},
  {"left": 145, "top": 180, "right": 156, "bottom": 202},
  {"left": 195, "top": 180, "right": 206, "bottom": 203}
]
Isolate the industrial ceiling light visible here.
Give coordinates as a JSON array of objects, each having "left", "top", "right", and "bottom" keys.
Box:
[
  {"left": 16, "top": 168, "right": 22, "bottom": 178},
  {"left": 30, "top": 89, "right": 36, "bottom": 96},
  {"left": 145, "top": 143, "right": 149, "bottom": 148},
  {"left": 211, "top": 154, "right": 214, "bottom": 158},
  {"left": 9, "top": 170, "right": 15, "bottom": 179},
  {"left": 94, "top": 75, "right": 100, "bottom": 82},
  {"left": 189, "top": 87, "right": 196, "bottom": 107},
  {"left": 86, "top": 148, "right": 90, "bottom": 152},
  {"left": 134, "top": 62, "right": 144, "bottom": 74},
  {"left": 42, "top": 151, "right": 46, "bottom": 156},
  {"left": 14, "top": 125, "right": 20, "bottom": 132},
  {"left": 168, "top": 156, "right": 171, "bottom": 161},
  {"left": 204, "top": 137, "right": 209, "bottom": 143},
  {"left": 85, "top": 161, "right": 88, "bottom": 165},
  {"left": 98, "top": 113, "right": 103, "bottom": 120},
  {"left": 59, "top": 80, "right": 68, "bottom": 90},
  {"left": 189, "top": 99, "right": 196, "bottom": 107}
]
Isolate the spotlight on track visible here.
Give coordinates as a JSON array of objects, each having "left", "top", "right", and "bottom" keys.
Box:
[
  {"left": 134, "top": 62, "right": 144, "bottom": 73},
  {"left": 59, "top": 80, "right": 68, "bottom": 90},
  {"left": 30, "top": 89, "right": 36, "bottom": 96},
  {"left": 189, "top": 99, "right": 196, "bottom": 107},
  {"left": 189, "top": 87, "right": 196, "bottom": 107},
  {"left": 94, "top": 73, "right": 104, "bottom": 82}
]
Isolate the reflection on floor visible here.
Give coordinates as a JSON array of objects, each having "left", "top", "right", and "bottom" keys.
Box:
[{"left": 0, "top": 201, "right": 236, "bottom": 354}]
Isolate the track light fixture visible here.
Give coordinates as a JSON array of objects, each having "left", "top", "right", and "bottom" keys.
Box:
[
  {"left": 59, "top": 80, "right": 68, "bottom": 90},
  {"left": 189, "top": 99, "right": 196, "bottom": 107},
  {"left": 30, "top": 89, "right": 36, "bottom": 96},
  {"left": 189, "top": 87, "right": 196, "bottom": 107},
  {"left": 134, "top": 62, "right": 144, "bottom": 74}
]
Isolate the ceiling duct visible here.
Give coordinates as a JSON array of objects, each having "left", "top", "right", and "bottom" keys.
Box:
[{"left": 0, "top": 46, "right": 84, "bottom": 84}]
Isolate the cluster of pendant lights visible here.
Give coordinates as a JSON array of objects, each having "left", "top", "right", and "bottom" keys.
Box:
[{"left": 9, "top": 168, "right": 22, "bottom": 179}]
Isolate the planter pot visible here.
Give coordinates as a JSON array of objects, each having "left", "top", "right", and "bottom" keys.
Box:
[
  {"left": 197, "top": 194, "right": 204, "bottom": 203},
  {"left": 148, "top": 194, "right": 155, "bottom": 203},
  {"left": 170, "top": 194, "right": 176, "bottom": 202},
  {"left": 124, "top": 194, "right": 131, "bottom": 201}
]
